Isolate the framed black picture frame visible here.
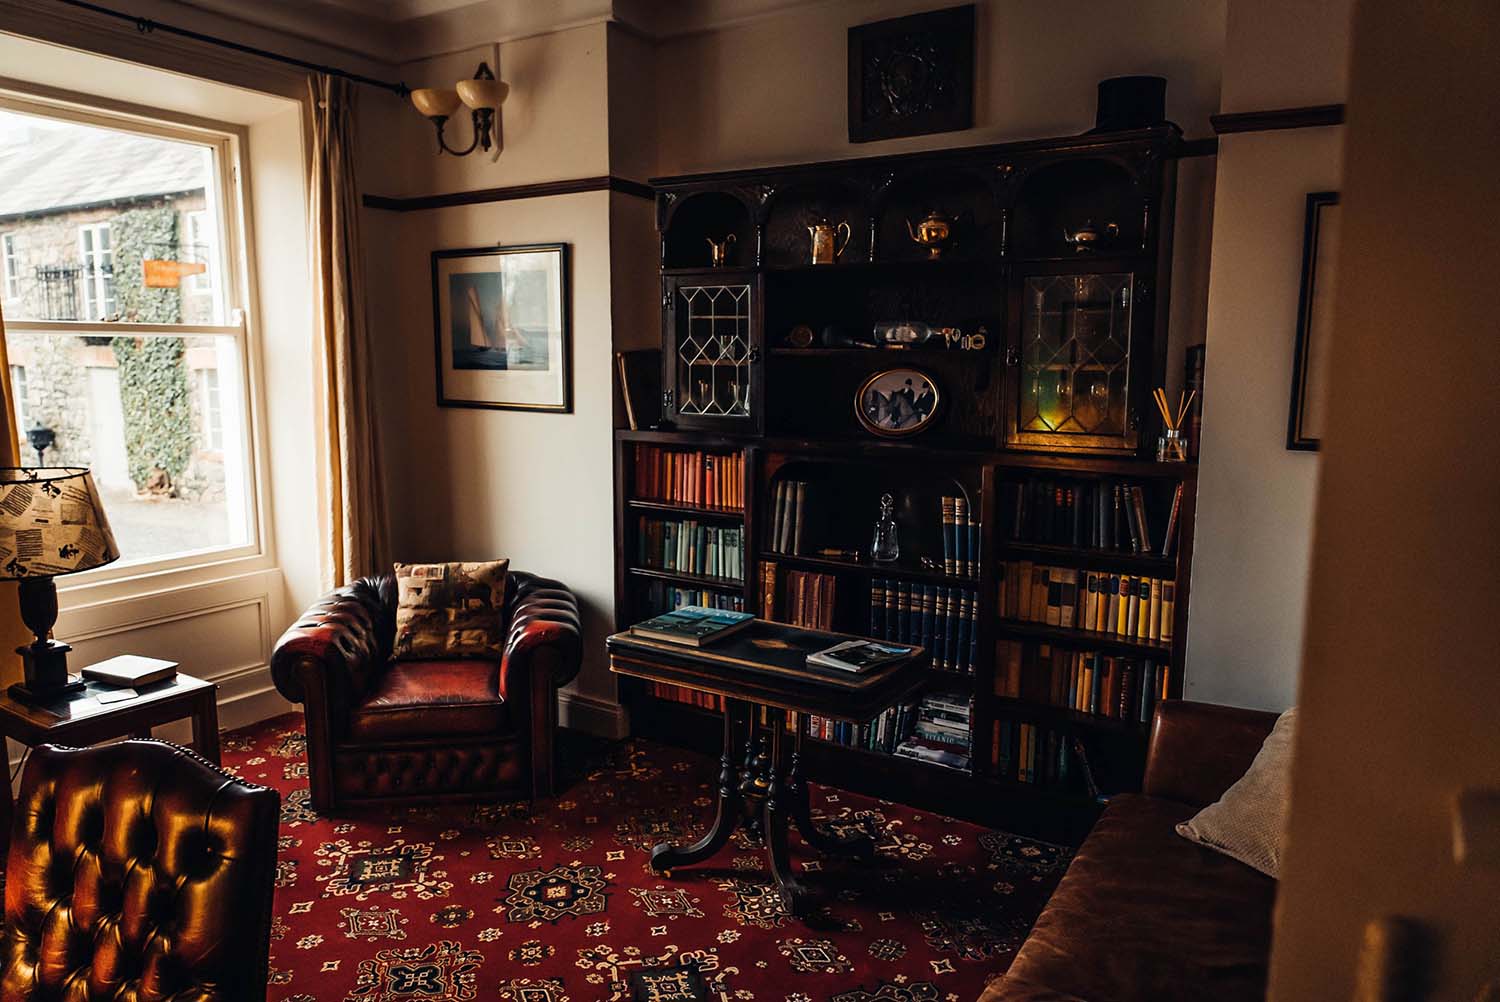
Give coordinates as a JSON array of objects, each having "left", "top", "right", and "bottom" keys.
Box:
[
  {"left": 848, "top": 4, "right": 975, "bottom": 144},
  {"left": 1287, "top": 192, "right": 1340, "bottom": 450},
  {"left": 430, "top": 243, "right": 572, "bottom": 413},
  {"left": 854, "top": 367, "right": 942, "bottom": 438}
]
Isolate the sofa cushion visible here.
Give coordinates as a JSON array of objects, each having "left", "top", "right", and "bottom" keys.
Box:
[
  {"left": 1176, "top": 707, "right": 1295, "bottom": 877},
  {"left": 984, "top": 793, "right": 1276, "bottom": 1002},
  {"left": 347, "top": 660, "right": 509, "bottom": 742},
  {"left": 393, "top": 559, "right": 510, "bottom": 659}
]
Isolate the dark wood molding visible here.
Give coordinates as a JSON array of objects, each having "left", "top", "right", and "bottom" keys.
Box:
[
  {"left": 1178, "top": 137, "right": 1219, "bottom": 158},
  {"left": 362, "top": 175, "right": 653, "bottom": 212},
  {"left": 1209, "top": 104, "right": 1345, "bottom": 136}
]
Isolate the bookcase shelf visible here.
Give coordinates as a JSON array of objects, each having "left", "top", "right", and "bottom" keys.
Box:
[{"left": 615, "top": 127, "right": 1196, "bottom": 838}]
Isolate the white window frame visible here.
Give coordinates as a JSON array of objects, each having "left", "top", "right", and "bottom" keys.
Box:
[
  {"left": 1, "top": 233, "right": 18, "bottom": 300},
  {"left": 185, "top": 209, "right": 215, "bottom": 295},
  {"left": 0, "top": 91, "right": 270, "bottom": 591},
  {"left": 77, "top": 221, "right": 115, "bottom": 319},
  {"left": 197, "top": 364, "right": 224, "bottom": 451},
  {"left": 9, "top": 363, "right": 27, "bottom": 431}
]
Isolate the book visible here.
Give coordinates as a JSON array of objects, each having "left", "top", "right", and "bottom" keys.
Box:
[
  {"left": 630, "top": 606, "right": 753, "bottom": 646},
  {"left": 791, "top": 482, "right": 808, "bottom": 555},
  {"left": 81, "top": 654, "right": 177, "bottom": 688},
  {"left": 807, "top": 639, "right": 916, "bottom": 674},
  {"left": 1161, "top": 482, "right": 1184, "bottom": 557},
  {"left": 941, "top": 496, "right": 956, "bottom": 574}
]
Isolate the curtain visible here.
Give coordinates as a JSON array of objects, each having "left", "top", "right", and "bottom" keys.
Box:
[
  {"left": 0, "top": 302, "right": 31, "bottom": 685},
  {"left": 309, "top": 73, "right": 389, "bottom": 588}
]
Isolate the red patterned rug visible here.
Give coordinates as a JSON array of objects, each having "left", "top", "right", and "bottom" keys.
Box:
[{"left": 223, "top": 713, "right": 1071, "bottom": 1002}]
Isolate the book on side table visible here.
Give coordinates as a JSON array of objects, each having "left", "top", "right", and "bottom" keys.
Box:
[
  {"left": 80, "top": 655, "right": 179, "bottom": 688},
  {"left": 807, "top": 639, "right": 917, "bottom": 674},
  {"left": 630, "top": 607, "right": 754, "bottom": 647}
]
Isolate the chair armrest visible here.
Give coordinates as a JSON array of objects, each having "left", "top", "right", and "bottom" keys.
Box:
[
  {"left": 1142, "top": 700, "right": 1280, "bottom": 808},
  {"left": 499, "top": 574, "right": 582, "bottom": 700},
  {"left": 270, "top": 576, "right": 394, "bottom": 705}
]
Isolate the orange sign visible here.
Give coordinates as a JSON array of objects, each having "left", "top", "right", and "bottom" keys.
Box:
[{"left": 142, "top": 259, "right": 208, "bottom": 288}]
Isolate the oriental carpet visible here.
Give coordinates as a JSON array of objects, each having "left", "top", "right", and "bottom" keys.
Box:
[{"left": 223, "top": 713, "right": 1072, "bottom": 1002}]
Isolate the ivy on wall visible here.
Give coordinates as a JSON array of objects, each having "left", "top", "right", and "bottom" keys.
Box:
[{"left": 109, "top": 207, "right": 194, "bottom": 490}]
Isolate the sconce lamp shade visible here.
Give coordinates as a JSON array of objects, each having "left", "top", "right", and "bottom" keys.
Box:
[
  {"left": 456, "top": 77, "right": 509, "bottom": 112},
  {"left": 0, "top": 468, "right": 120, "bottom": 580},
  {"left": 410, "top": 87, "right": 464, "bottom": 119}
]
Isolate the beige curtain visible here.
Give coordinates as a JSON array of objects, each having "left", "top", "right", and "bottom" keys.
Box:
[
  {"left": 0, "top": 302, "right": 31, "bottom": 685},
  {"left": 309, "top": 73, "right": 389, "bottom": 588}
]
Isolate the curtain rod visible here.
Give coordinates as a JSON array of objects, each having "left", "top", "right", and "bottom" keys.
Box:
[{"left": 56, "top": 0, "right": 411, "bottom": 97}]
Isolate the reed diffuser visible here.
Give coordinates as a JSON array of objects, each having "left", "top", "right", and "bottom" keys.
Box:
[{"left": 1153, "top": 387, "right": 1196, "bottom": 462}]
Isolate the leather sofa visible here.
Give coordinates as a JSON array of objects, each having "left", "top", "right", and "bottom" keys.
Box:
[
  {"left": 982, "top": 700, "right": 1280, "bottom": 1002},
  {"left": 1, "top": 739, "right": 280, "bottom": 1002},
  {"left": 270, "top": 570, "right": 581, "bottom": 812}
]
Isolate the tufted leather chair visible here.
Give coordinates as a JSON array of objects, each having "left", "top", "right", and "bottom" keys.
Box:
[
  {"left": 270, "top": 571, "right": 581, "bottom": 812},
  {"left": 1, "top": 739, "right": 279, "bottom": 1002}
]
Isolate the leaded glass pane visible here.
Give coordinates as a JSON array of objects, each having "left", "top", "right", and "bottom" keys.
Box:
[
  {"left": 1019, "top": 273, "right": 1133, "bottom": 435},
  {"left": 676, "top": 284, "right": 751, "bottom": 418}
]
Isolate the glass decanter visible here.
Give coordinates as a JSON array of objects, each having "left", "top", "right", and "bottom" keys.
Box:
[{"left": 871, "top": 493, "right": 900, "bottom": 563}]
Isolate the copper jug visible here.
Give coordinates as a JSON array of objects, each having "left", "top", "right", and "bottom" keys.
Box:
[{"left": 807, "top": 220, "right": 851, "bottom": 265}]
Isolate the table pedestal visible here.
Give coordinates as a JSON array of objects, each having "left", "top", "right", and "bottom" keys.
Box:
[{"left": 649, "top": 699, "right": 875, "bottom": 918}]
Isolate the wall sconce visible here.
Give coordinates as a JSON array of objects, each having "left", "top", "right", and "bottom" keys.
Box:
[{"left": 410, "top": 62, "right": 509, "bottom": 156}]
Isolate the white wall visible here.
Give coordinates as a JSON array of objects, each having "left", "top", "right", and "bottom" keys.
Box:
[{"left": 1184, "top": 0, "right": 1352, "bottom": 711}]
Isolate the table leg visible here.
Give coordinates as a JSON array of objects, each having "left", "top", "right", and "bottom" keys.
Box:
[
  {"left": 786, "top": 717, "right": 876, "bottom": 861},
  {"left": 191, "top": 688, "right": 222, "bottom": 766},
  {"left": 651, "top": 700, "right": 745, "bottom": 875},
  {"left": 764, "top": 708, "right": 813, "bottom": 917}
]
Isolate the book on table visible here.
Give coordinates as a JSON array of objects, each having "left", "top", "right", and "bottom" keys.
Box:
[
  {"left": 80, "top": 655, "right": 178, "bottom": 688},
  {"left": 806, "top": 639, "right": 917, "bottom": 674},
  {"left": 630, "top": 606, "right": 754, "bottom": 646}
]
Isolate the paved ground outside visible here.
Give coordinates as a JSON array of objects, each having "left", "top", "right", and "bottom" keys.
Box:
[{"left": 100, "top": 487, "right": 231, "bottom": 563}]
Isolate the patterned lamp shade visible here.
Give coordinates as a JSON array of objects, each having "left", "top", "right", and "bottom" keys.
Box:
[{"left": 0, "top": 468, "right": 120, "bottom": 579}]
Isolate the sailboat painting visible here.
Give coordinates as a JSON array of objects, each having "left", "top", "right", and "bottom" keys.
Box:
[{"left": 432, "top": 244, "right": 572, "bottom": 412}]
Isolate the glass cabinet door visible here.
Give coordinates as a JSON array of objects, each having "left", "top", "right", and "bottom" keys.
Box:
[
  {"left": 1009, "top": 272, "right": 1138, "bottom": 452},
  {"left": 665, "top": 277, "right": 760, "bottom": 430}
]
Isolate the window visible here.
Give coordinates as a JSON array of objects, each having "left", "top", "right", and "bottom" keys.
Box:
[
  {"left": 78, "top": 222, "right": 116, "bottom": 320},
  {"left": 9, "top": 364, "right": 27, "bottom": 432},
  {"left": 197, "top": 365, "right": 223, "bottom": 450},
  {"left": 0, "top": 98, "right": 256, "bottom": 572},
  {"left": 1, "top": 233, "right": 18, "bottom": 300}
]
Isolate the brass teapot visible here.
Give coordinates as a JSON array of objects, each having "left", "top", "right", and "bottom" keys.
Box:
[
  {"left": 807, "top": 219, "right": 852, "bottom": 265},
  {"left": 1062, "top": 220, "right": 1120, "bottom": 254},
  {"left": 906, "top": 209, "right": 955, "bottom": 259}
]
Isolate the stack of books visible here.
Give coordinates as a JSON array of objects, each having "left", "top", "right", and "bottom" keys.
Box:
[
  {"left": 805, "top": 701, "right": 917, "bottom": 754},
  {"left": 637, "top": 517, "right": 744, "bottom": 581},
  {"left": 648, "top": 681, "right": 725, "bottom": 712},
  {"left": 871, "top": 579, "right": 977, "bottom": 673},
  {"left": 761, "top": 562, "right": 836, "bottom": 630},
  {"left": 1005, "top": 478, "right": 1184, "bottom": 557},
  {"left": 629, "top": 606, "right": 753, "bottom": 647},
  {"left": 642, "top": 581, "right": 745, "bottom": 616},
  {"left": 992, "top": 721, "right": 1074, "bottom": 787},
  {"left": 767, "top": 480, "right": 809, "bottom": 555},
  {"left": 997, "top": 561, "right": 1174, "bottom": 643},
  {"left": 940, "top": 495, "right": 981, "bottom": 576},
  {"left": 633, "top": 445, "right": 743, "bottom": 510},
  {"left": 994, "top": 640, "right": 1169, "bottom": 724},
  {"left": 894, "top": 691, "right": 972, "bottom": 771}
]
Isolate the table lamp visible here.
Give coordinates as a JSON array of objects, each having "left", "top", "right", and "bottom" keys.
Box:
[{"left": 0, "top": 468, "right": 120, "bottom": 704}]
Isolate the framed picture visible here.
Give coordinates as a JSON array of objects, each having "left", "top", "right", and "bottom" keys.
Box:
[
  {"left": 1287, "top": 192, "right": 1340, "bottom": 450},
  {"left": 431, "top": 243, "right": 571, "bottom": 412},
  {"left": 848, "top": 5, "right": 975, "bottom": 144},
  {"left": 855, "top": 367, "right": 942, "bottom": 437}
]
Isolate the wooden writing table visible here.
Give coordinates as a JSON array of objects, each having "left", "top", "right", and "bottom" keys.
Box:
[{"left": 607, "top": 621, "right": 925, "bottom": 917}]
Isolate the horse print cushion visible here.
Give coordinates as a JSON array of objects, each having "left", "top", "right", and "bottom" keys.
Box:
[{"left": 392, "top": 559, "right": 510, "bottom": 660}]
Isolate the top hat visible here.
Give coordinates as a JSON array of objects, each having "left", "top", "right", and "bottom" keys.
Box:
[{"left": 1090, "top": 75, "right": 1170, "bottom": 132}]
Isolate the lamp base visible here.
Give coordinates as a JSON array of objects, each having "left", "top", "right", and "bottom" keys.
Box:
[
  {"left": 12, "top": 637, "right": 79, "bottom": 706},
  {"left": 8, "top": 675, "right": 86, "bottom": 707}
]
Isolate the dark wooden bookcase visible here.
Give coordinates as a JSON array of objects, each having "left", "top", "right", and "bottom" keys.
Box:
[{"left": 613, "top": 127, "right": 1196, "bottom": 842}]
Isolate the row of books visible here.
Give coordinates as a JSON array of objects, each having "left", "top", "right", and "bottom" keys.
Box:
[
  {"left": 1003, "top": 479, "right": 1184, "bottom": 557},
  {"left": 767, "top": 480, "right": 809, "bottom": 555},
  {"left": 805, "top": 701, "right": 916, "bottom": 755},
  {"left": 994, "top": 641, "right": 1171, "bottom": 724},
  {"left": 642, "top": 581, "right": 746, "bottom": 616},
  {"left": 998, "top": 561, "right": 1176, "bottom": 643},
  {"left": 632, "top": 445, "right": 744, "bottom": 510},
  {"left": 940, "top": 496, "right": 982, "bottom": 576},
  {"left": 894, "top": 691, "right": 972, "bottom": 771},
  {"left": 870, "top": 579, "right": 979, "bottom": 674},
  {"left": 759, "top": 562, "right": 838, "bottom": 631},
  {"left": 648, "top": 681, "right": 725, "bottom": 712},
  {"left": 636, "top": 518, "right": 745, "bottom": 582},
  {"left": 993, "top": 722, "right": 1076, "bottom": 788}
]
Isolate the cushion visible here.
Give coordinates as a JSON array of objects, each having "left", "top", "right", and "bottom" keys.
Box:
[
  {"left": 393, "top": 559, "right": 509, "bottom": 659},
  {"left": 991, "top": 793, "right": 1276, "bottom": 1002},
  {"left": 348, "top": 660, "right": 509, "bottom": 742},
  {"left": 1175, "top": 707, "right": 1296, "bottom": 877}
]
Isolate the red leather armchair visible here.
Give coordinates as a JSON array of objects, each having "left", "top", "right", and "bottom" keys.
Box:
[
  {"left": 270, "top": 570, "right": 581, "bottom": 812},
  {"left": 1, "top": 739, "right": 280, "bottom": 1002}
]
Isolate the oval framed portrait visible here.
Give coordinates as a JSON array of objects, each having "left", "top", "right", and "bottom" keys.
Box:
[{"left": 854, "top": 367, "right": 942, "bottom": 438}]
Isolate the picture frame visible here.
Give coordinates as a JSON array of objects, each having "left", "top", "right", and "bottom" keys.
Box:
[
  {"left": 431, "top": 243, "right": 572, "bottom": 412},
  {"left": 848, "top": 5, "right": 975, "bottom": 144},
  {"left": 1287, "top": 192, "right": 1340, "bottom": 450},
  {"left": 855, "top": 367, "right": 942, "bottom": 438}
]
